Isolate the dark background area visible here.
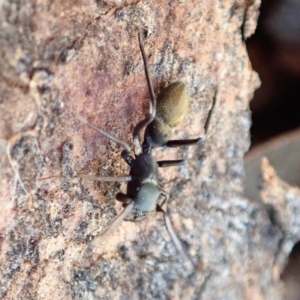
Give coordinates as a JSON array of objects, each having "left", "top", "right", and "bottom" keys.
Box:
[
  {"left": 247, "top": 0, "right": 300, "bottom": 146},
  {"left": 246, "top": 1, "right": 300, "bottom": 298}
]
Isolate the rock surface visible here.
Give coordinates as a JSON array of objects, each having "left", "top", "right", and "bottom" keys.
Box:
[{"left": 1, "top": 0, "right": 296, "bottom": 299}]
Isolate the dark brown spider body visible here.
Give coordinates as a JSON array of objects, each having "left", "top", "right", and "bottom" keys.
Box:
[
  {"left": 124, "top": 153, "right": 160, "bottom": 222},
  {"left": 76, "top": 30, "right": 216, "bottom": 270}
]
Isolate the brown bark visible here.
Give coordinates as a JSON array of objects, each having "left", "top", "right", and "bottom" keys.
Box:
[{"left": 2, "top": 0, "right": 296, "bottom": 300}]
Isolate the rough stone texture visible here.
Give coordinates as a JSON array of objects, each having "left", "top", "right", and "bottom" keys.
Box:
[
  {"left": 260, "top": 158, "right": 300, "bottom": 300},
  {"left": 244, "top": 127, "right": 300, "bottom": 202},
  {"left": 1, "top": 0, "right": 294, "bottom": 299}
]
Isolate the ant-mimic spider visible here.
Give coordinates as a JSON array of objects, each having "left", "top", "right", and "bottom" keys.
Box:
[{"left": 76, "top": 29, "right": 216, "bottom": 268}]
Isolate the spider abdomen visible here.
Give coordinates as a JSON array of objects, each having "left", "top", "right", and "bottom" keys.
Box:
[
  {"left": 143, "top": 81, "right": 190, "bottom": 148},
  {"left": 157, "top": 81, "right": 189, "bottom": 126}
]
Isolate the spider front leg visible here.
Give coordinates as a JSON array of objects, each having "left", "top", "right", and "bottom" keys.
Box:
[
  {"left": 74, "top": 116, "right": 133, "bottom": 180},
  {"left": 132, "top": 30, "right": 157, "bottom": 155},
  {"left": 75, "top": 114, "right": 132, "bottom": 165}
]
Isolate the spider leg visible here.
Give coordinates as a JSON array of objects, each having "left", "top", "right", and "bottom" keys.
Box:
[
  {"left": 165, "top": 137, "right": 203, "bottom": 148},
  {"left": 75, "top": 114, "right": 132, "bottom": 163},
  {"left": 204, "top": 90, "right": 217, "bottom": 134},
  {"left": 79, "top": 174, "right": 131, "bottom": 182},
  {"left": 157, "top": 204, "right": 194, "bottom": 272},
  {"left": 157, "top": 187, "right": 194, "bottom": 271},
  {"left": 91, "top": 200, "right": 135, "bottom": 246},
  {"left": 158, "top": 186, "right": 169, "bottom": 208},
  {"left": 163, "top": 91, "right": 217, "bottom": 149},
  {"left": 132, "top": 30, "right": 157, "bottom": 155},
  {"left": 116, "top": 193, "right": 133, "bottom": 204},
  {"left": 157, "top": 160, "right": 185, "bottom": 168}
]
